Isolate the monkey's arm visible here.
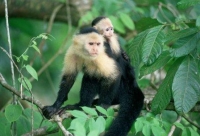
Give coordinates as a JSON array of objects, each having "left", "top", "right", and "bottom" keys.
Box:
[{"left": 42, "top": 74, "right": 77, "bottom": 119}]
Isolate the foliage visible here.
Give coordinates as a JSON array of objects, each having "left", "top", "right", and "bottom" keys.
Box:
[{"left": 0, "top": 0, "right": 200, "bottom": 136}]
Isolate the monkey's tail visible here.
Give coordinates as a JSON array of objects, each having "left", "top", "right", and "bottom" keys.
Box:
[{"left": 105, "top": 87, "right": 144, "bottom": 136}]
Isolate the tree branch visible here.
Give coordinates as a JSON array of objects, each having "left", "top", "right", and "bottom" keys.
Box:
[
  {"left": 0, "top": 0, "right": 92, "bottom": 25},
  {"left": 0, "top": 73, "right": 44, "bottom": 109},
  {"left": 182, "top": 114, "right": 200, "bottom": 130},
  {"left": 168, "top": 116, "right": 182, "bottom": 136},
  {"left": 22, "top": 126, "right": 58, "bottom": 136}
]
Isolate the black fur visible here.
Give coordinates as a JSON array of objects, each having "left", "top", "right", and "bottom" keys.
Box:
[
  {"left": 91, "top": 16, "right": 106, "bottom": 26},
  {"left": 79, "top": 27, "right": 99, "bottom": 34}
]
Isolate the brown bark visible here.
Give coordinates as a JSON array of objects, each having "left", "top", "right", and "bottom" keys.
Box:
[{"left": 0, "top": 0, "right": 92, "bottom": 25}]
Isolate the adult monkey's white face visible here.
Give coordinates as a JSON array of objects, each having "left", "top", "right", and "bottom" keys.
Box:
[{"left": 73, "top": 32, "right": 105, "bottom": 60}]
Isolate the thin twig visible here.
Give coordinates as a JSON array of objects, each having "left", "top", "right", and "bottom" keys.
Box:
[
  {"left": 168, "top": 116, "right": 182, "bottom": 136},
  {"left": 22, "top": 126, "right": 59, "bottom": 136},
  {"left": 182, "top": 114, "right": 200, "bottom": 130},
  {"left": 54, "top": 115, "right": 73, "bottom": 136},
  {"left": 2, "top": 1, "right": 16, "bottom": 131},
  {"left": 4, "top": 0, "right": 15, "bottom": 88}
]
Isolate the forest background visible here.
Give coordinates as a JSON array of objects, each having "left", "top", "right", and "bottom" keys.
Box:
[{"left": 0, "top": 0, "right": 200, "bottom": 136}]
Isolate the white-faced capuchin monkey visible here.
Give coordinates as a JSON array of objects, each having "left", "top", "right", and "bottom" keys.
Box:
[
  {"left": 42, "top": 26, "right": 121, "bottom": 123},
  {"left": 42, "top": 27, "right": 144, "bottom": 136}
]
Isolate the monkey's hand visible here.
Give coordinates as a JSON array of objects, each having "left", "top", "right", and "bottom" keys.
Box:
[
  {"left": 57, "top": 104, "right": 81, "bottom": 116},
  {"left": 122, "top": 51, "right": 130, "bottom": 62},
  {"left": 42, "top": 106, "right": 59, "bottom": 119}
]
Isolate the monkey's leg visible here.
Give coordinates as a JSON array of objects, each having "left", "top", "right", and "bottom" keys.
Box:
[
  {"left": 97, "top": 78, "right": 120, "bottom": 109},
  {"left": 105, "top": 84, "right": 144, "bottom": 136}
]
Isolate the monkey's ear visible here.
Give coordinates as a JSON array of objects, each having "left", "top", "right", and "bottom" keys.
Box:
[{"left": 73, "top": 35, "right": 80, "bottom": 45}]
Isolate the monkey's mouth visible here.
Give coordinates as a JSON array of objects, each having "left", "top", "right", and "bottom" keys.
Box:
[{"left": 90, "top": 53, "right": 98, "bottom": 57}]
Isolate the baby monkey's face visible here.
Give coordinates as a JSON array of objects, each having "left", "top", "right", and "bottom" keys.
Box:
[{"left": 103, "top": 26, "right": 114, "bottom": 39}]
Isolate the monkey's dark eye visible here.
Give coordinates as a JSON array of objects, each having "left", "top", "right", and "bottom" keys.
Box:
[
  {"left": 89, "top": 42, "right": 93, "bottom": 45},
  {"left": 97, "top": 43, "right": 101, "bottom": 46},
  {"left": 106, "top": 28, "right": 109, "bottom": 31}
]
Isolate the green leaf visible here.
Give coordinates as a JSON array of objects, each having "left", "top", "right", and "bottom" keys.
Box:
[
  {"left": 78, "top": 11, "right": 93, "bottom": 27},
  {"left": 73, "top": 122, "right": 86, "bottom": 136},
  {"left": 96, "top": 116, "right": 106, "bottom": 133},
  {"left": 0, "top": 113, "right": 11, "bottom": 136},
  {"left": 23, "top": 108, "right": 43, "bottom": 129},
  {"left": 18, "top": 77, "right": 32, "bottom": 90},
  {"left": 127, "top": 29, "right": 150, "bottom": 76},
  {"left": 68, "top": 118, "right": 87, "bottom": 130},
  {"left": 31, "top": 44, "right": 40, "bottom": 54},
  {"left": 119, "top": 13, "right": 135, "bottom": 30},
  {"left": 140, "top": 51, "right": 171, "bottom": 77},
  {"left": 88, "top": 118, "right": 96, "bottom": 132},
  {"left": 189, "top": 127, "right": 199, "bottom": 136},
  {"left": 136, "top": 18, "right": 161, "bottom": 31},
  {"left": 151, "top": 125, "right": 167, "bottom": 136},
  {"left": 174, "top": 122, "right": 185, "bottom": 130},
  {"left": 109, "top": 16, "right": 125, "bottom": 34},
  {"left": 22, "top": 55, "right": 29, "bottom": 61},
  {"left": 196, "top": 16, "right": 200, "bottom": 27},
  {"left": 177, "top": 0, "right": 200, "bottom": 9},
  {"left": 16, "top": 116, "right": 32, "bottom": 135},
  {"left": 172, "top": 56, "right": 200, "bottom": 113},
  {"left": 151, "top": 58, "right": 184, "bottom": 114},
  {"left": 165, "top": 28, "right": 199, "bottom": 45},
  {"left": 134, "top": 119, "right": 143, "bottom": 133},
  {"left": 182, "top": 128, "right": 191, "bottom": 136},
  {"left": 82, "top": 107, "right": 98, "bottom": 116},
  {"left": 25, "top": 65, "right": 38, "bottom": 80},
  {"left": 96, "top": 106, "right": 108, "bottom": 116},
  {"left": 87, "top": 130, "right": 99, "bottom": 136},
  {"left": 171, "top": 32, "right": 200, "bottom": 57},
  {"left": 105, "top": 117, "right": 114, "bottom": 130},
  {"left": 142, "top": 124, "right": 151, "bottom": 136},
  {"left": 69, "top": 110, "right": 88, "bottom": 119},
  {"left": 106, "top": 107, "right": 114, "bottom": 117},
  {"left": 5, "top": 104, "right": 22, "bottom": 123},
  {"left": 142, "top": 25, "right": 164, "bottom": 65}
]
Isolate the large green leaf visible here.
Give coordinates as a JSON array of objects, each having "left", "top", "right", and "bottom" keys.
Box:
[
  {"left": 119, "top": 13, "right": 135, "bottom": 30},
  {"left": 142, "top": 25, "right": 164, "bottom": 65},
  {"left": 151, "top": 58, "right": 184, "bottom": 114},
  {"left": 127, "top": 29, "right": 150, "bottom": 77},
  {"left": 165, "top": 28, "right": 199, "bottom": 44},
  {"left": 172, "top": 56, "right": 200, "bottom": 113},
  {"left": 140, "top": 51, "right": 171, "bottom": 77},
  {"left": 16, "top": 116, "right": 32, "bottom": 135},
  {"left": 136, "top": 18, "right": 161, "bottom": 31},
  {"left": 109, "top": 16, "right": 125, "bottom": 34},
  {"left": 171, "top": 32, "right": 200, "bottom": 57},
  {"left": 177, "top": 0, "right": 200, "bottom": 9}
]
